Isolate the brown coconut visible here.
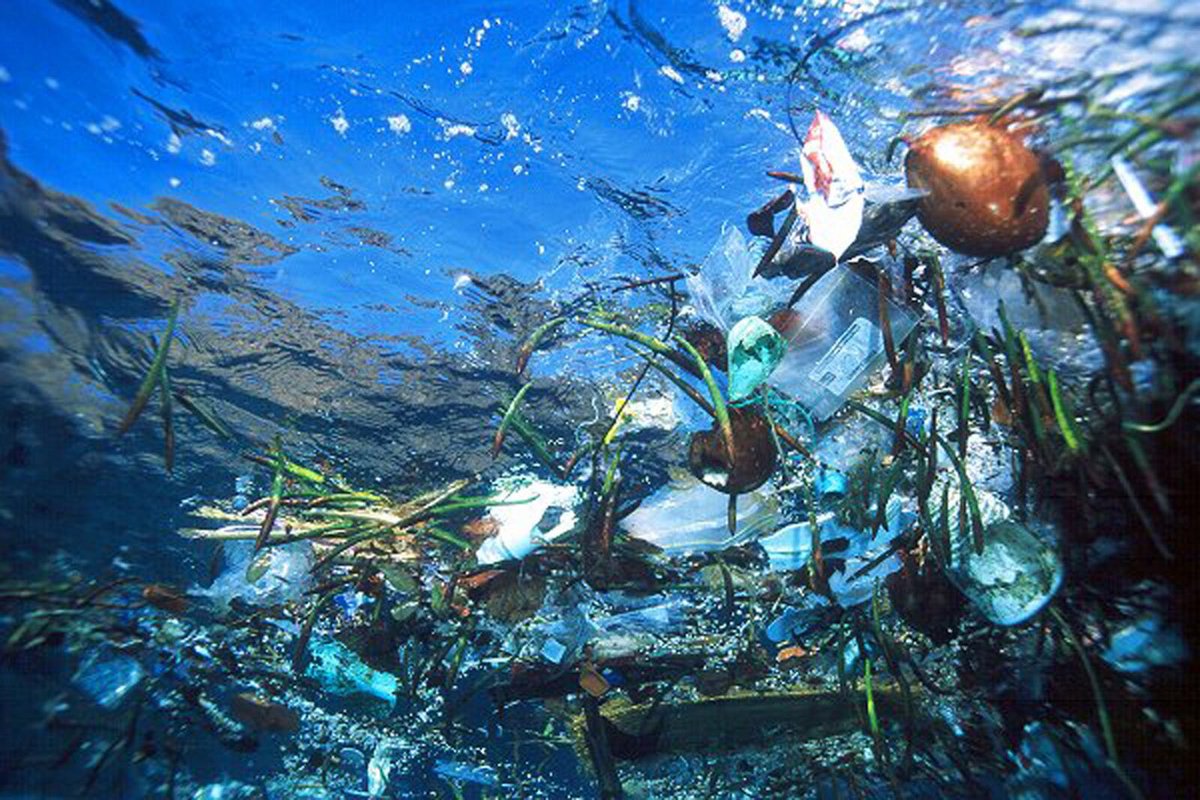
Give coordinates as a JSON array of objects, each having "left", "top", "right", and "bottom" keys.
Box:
[
  {"left": 687, "top": 407, "right": 777, "bottom": 494},
  {"left": 905, "top": 122, "right": 1049, "bottom": 257}
]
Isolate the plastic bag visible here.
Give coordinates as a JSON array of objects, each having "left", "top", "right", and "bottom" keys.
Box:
[
  {"left": 476, "top": 476, "right": 579, "bottom": 565},
  {"left": 727, "top": 315, "right": 787, "bottom": 404},
  {"left": 686, "top": 224, "right": 792, "bottom": 331},
  {"left": 621, "top": 472, "right": 779, "bottom": 555},
  {"left": 798, "top": 111, "right": 865, "bottom": 260},
  {"left": 196, "top": 538, "right": 314, "bottom": 610}
]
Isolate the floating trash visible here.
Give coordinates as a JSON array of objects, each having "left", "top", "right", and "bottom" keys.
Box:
[
  {"left": 195, "top": 538, "right": 315, "bottom": 610},
  {"left": 798, "top": 111, "right": 866, "bottom": 261},
  {"left": 727, "top": 315, "right": 787, "bottom": 404},
  {"left": 622, "top": 472, "right": 779, "bottom": 554},
  {"left": 939, "top": 488, "right": 1064, "bottom": 626},
  {"left": 367, "top": 739, "right": 407, "bottom": 798},
  {"left": 905, "top": 121, "right": 1049, "bottom": 256},
  {"left": 72, "top": 649, "right": 145, "bottom": 709},
  {"left": 1102, "top": 615, "right": 1187, "bottom": 673},
  {"left": 305, "top": 637, "right": 398, "bottom": 706},
  {"left": 434, "top": 759, "right": 500, "bottom": 787},
  {"left": 769, "top": 266, "right": 917, "bottom": 420},
  {"left": 765, "top": 594, "right": 831, "bottom": 644},
  {"left": 758, "top": 496, "right": 910, "bottom": 577},
  {"left": 686, "top": 224, "right": 793, "bottom": 331},
  {"left": 476, "top": 476, "right": 578, "bottom": 565}
]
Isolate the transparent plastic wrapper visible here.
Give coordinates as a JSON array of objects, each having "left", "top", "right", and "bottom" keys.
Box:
[
  {"left": 434, "top": 760, "right": 499, "bottom": 788},
  {"left": 72, "top": 650, "right": 145, "bottom": 709},
  {"left": 621, "top": 473, "right": 779, "bottom": 555},
  {"left": 759, "top": 497, "right": 912, "bottom": 607},
  {"left": 1102, "top": 615, "right": 1187, "bottom": 673},
  {"left": 936, "top": 486, "right": 1063, "bottom": 626},
  {"left": 757, "top": 497, "right": 909, "bottom": 573},
  {"left": 770, "top": 266, "right": 917, "bottom": 420},
  {"left": 195, "top": 537, "right": 314, "bottom": 609},
  {"left": 686, "top": 224, "right": 793, "bottom": 331},
  {"left": 368, "top": 739, "right": 407, "bottom": 798},
  {"left": 591, "top": 600, "right": 688, "bottom": 661}
]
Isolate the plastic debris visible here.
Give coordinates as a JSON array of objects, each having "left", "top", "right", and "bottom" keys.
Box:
[
  {"left": 476, "top": 475, "right": 578, "bottom": 565},
  {"left": 727, "top": 315, "right": 787, "bottom": 404},
  {"left": 434, "top": 759, "right": 500, "bottom": 787},
  {"left": 367, "top": 739, "right": 406, "bottom": 798},
  {"left": 192, "top": 781, "right": 262, "bottom": 800},
  {"left": 769, "top": 266, "right": 917, "bottom": 420},
  {"left": 758, "top": 496, "right": 910, "bottom": 577},
  {"left": 1102, "top": 615, "right": 1187, "bottom": 673},
  {"left": 305, "top": 637, "right": 398, "bottom": 706},
  {"left": 957, "top": 260, "right": 1102, "bottom": 376},
  {"left": 765, "top": 594, "right": 831, "bottom": 644},
  {"left": 1111, "top": 155, "right": 1185, "bottom": 259},
  {"left": 72, "top": 649, "right": 145, "bottom": 709},
  {"left": 798, "top": 111, "right": 865, "bottom": 260},
  {"left": 939, "top": 488, "right": 1063, "bottom": 626},
  {"left": 622, "top": 472, "right": 779, "bottom": 555},
  {"left": 196, "top": 538, "right": 314, "bottom": 610},
  {"left": 813, "top": 467, "right": 848, "bottom": 497},
  {"left": 759, "top": 183, "right": 925, "bottom": 280},
  {"left": 686, "top": 224, "right": 793, "bottom": 331}
]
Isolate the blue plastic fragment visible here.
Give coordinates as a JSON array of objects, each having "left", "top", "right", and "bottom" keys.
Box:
[
  {"left": 814, "top": 468, "right": 848, "bottom": 497},
  {"left": 601, "top": 667, "right": 625, "bottom": 687},
  {"left": 72, "top": 650, "right": 145, "bottom": 710},
  {"left": 434, "top": 759, "right": 499, "bottom": 787},
  {"left": 905, "top": 407, "right": 927, "bottom": 439}
]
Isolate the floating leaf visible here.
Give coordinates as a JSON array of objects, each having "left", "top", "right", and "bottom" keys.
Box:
[
  {"left": 117, "top": 299, "right": 180, "bottom": 434},
  {"left": 515, "top": 317, "right": 566, "bottom": 375},
  {"left": 160, "top": 367, "right": 175, "bottom": 473},
  {"left": 174, "top": 391, "right": 233, "bottom": 439},
  {"left": 492, "top": 382, "right": 533, "bottom": 457},
  {"left": 254, "top": 436, "right": 285, "bottom": 552},
  {"left": 245, "top": 551, "right": 272, "bottom": 584}
]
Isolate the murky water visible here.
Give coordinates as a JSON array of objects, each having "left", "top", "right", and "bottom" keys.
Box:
[{"left": 0, "top": 1, "right": 1197, "bottom": 798}]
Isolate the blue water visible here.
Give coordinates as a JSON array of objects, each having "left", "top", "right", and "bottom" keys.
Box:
[{"left": 0, "top": 1, "right": 1197, "bottom": 797}]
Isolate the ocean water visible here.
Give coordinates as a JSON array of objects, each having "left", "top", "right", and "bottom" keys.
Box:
[{"left": 0, "top": 1, "right": 1197, "bottom": 798}]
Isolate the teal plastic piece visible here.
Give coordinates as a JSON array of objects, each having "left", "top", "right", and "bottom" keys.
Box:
[{"left": 727, "top": 315, "right": 787, "bottom": 404}]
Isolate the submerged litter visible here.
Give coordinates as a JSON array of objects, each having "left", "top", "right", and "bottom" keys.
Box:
[
  {"left": 476, "top": 476, "right": 578, "bottom": 565},
  {"left": 72, "top": 649, "right": 145, "bottom": 710},
  {"left": 196, "top": 537, "right": 315, "bottom": 609}
]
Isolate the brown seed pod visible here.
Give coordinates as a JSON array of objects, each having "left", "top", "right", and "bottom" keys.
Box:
[
  {"left": 687, "top": 407, "right": 777, "bottom": 494},
  {"left": 905, "top": 121, "right": 1049, "bottom": 257}
]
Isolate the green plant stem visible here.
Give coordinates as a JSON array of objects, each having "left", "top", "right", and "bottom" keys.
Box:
[
  {"left": 673, "top": 335, "right": 734, "bottom": 458},
  {"left": 118, "top": 299, "right": 180, "bottom": 434}
]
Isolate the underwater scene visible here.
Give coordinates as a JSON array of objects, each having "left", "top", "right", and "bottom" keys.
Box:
[{"left": 1, "top": 0, "right": 1198, "bottom": 797}]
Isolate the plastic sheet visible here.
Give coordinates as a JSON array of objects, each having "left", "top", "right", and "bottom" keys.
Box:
[
  {"left": 72, "top": 649, "right": 145, "bottom": 709},
  {"left": 196, "top": 537, "right": 315, "bottom": 610},
  {"left": 476, "top": 476, "right": 578, "bottom": 565},
  {"left": 306, "top": 637, "right": 398, "bottom": 706},
  {"left": 621, "top": 473, "right": 779, "bottom": 555},
  {"left": 685, "top": 224, "right": 792, "bottom": 331}
]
